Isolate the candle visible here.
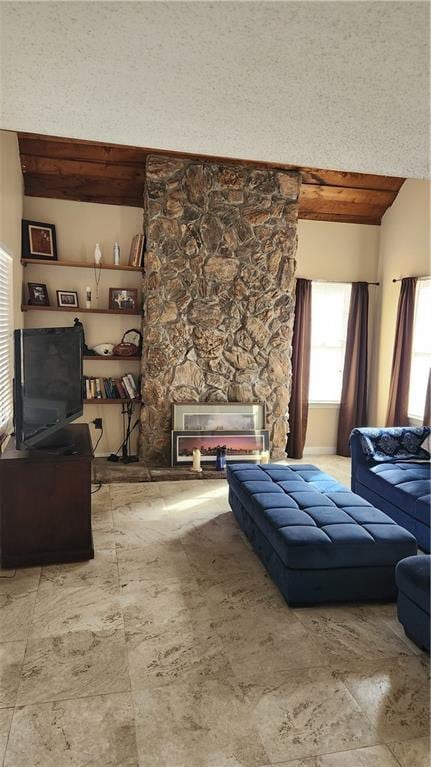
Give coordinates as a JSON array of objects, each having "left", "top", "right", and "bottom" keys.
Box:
[
  {"left": 260, "top": 451, "right": 270, "bottom": 464},
  {"left": 191, "top": 448, "right": 203, "bottom": 473}
]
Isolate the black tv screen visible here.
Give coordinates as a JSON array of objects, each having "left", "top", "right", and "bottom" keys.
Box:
[{"left": 14, "top": 326, "right": 83, "bottom": 449}]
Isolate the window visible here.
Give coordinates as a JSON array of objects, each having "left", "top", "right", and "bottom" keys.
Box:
[
  {"left": 0, "top": 248, "right": 13, "bottom": 439},
  {"left": 408, "top": 278, "right": 431, "bottom": 419},
  {"left": 309, "top": 282, "right": 351, "bottom": 403}
]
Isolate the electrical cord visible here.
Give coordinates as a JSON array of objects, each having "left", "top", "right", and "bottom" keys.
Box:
[
  {"left": 91, "top": 482, "right": 102, "bottom": 495},
  {"left": 92, "top": 425, "right": 104, "bottom": 456}
]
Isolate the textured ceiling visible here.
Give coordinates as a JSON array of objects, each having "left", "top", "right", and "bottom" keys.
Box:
[{"left": 1, "top": 2, "right": 429, "bottom": 179}]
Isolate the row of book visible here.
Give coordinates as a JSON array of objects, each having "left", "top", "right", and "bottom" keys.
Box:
[
  {"left": 83, "top": 375, "right": 140, "bottom": 401},
  {"left": 128, "top": 234, "right": 144, "bottom": 267}
]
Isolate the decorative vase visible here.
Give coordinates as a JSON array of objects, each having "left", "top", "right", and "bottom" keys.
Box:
[
  {"left": 94, "top": 244, "right": 102, "bottom": 264},
  {"left": 216, "top": 446, "right": 227, "bottom": 471},
  {"left": 113, "top": 242, "right": 120, "bottom": 266}
]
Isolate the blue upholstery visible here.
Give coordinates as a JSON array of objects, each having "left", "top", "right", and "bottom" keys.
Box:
[
  {"left": 396, "top": 555, "right": 430, "bottom": 652},
  {"left": 351, "top": 428, "right": 431, "bottom": 552},
  {"left": 227, "top": 463, "right": 417, "bottom": 605},
  {"left": 354, "top": 426, "right": 430, "bottom": 463}
]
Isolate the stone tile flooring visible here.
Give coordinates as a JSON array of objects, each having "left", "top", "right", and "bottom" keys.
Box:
[{"left": 0, "top": 455, "right": 429, "bottom": 766}]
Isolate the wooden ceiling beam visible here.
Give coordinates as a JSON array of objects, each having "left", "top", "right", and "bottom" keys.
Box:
[
  {"left": 299, "top": 184, "right": 397, "bottom": 207},
  {"left": 17, "top": 131, "right": 404, "bottom": 223},
  {"left": 298, "top": 210, "right": 382, "bottom": 225},
  {"left": 20, "top": 154, "right": 146, "bottom": 183},
  {"left": 23, "top": 174, "right": 143, "bottom": 207}
]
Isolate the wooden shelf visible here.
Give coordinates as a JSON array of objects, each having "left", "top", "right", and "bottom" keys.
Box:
[
  {"left": 83, "top": 355, "right": 141, "bottom": 361},
  {"left": 22, "top": 304, "right": 142, "bottom": 316},
  {"left": 22, "top": 258, "right": 143, "bottom": 273},
  {"left": 84, "top": 399, "right": 141, "bottom": 405}
]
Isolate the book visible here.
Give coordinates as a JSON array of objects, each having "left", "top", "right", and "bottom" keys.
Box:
[
  {"left": 125, "top": 373, "right": 139, "bottom": 398},
  {"left": 82, "top": 375, "right": 139, "bottom": 401},
  {"left": 128, "top": 233, "right": 144, "bottom": 267},
  {"left": 122, "top": 375, "right": 135, "bottom": 399},
  {"left": 115, "top": 378, "right": 128, "bottom": 399}
]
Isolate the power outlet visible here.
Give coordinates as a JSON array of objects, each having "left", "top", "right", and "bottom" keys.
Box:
[{"left": 93, "top": 418, "right": 103, "bottom": 430}]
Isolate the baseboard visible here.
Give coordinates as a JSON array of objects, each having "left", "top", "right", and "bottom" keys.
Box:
[{"left": 303, "top": 447, "right": 336, "bottom": 455}]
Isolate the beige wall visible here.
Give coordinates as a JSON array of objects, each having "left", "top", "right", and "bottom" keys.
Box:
[
  {"left": 23, "top": 197, "right": 144, "bottom": 456},
  {"left": 296, "top": 219, "right": 380, "bottom": 451},
  {"left": 17, "top": 185, "right": 427, "bottom": 457},
  {"left": 296, "top": 221, "right": 379, "bottom": 452},
  {"left": 0, "top": 130, "right": 23, "bottom": 328},
  {"left": 369, "top": 179, "right": 431, "bottom": 425}
]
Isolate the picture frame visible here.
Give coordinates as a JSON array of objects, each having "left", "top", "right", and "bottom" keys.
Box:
[
  {"left": 57, "top": 290, "right": 79, "bottom": 308},
  {"left": 28, "top": 282, "right": 50, "bottom": 307},
  {"left": 109, "top": 288, "right": 138, "bottom": 311},
  {"left": 22, "top": 220, "right": 58, "bottom": 261},
  {"left": 171, "top": 402, "right": 266, "bottom": 432},
  {"left": 171, "top": 430, "right": 270, "bottom": 466}
]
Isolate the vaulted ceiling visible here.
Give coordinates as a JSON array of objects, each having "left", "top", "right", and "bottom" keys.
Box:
[
  {"left": 18, "top": 133, "right": 404, "bottom": 226},
  {"left": 2, "top": 3, "right": 429, "bottom": 181}
]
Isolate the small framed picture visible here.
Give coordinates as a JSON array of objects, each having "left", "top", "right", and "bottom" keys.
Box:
[
  {"left": 28, "top": 282, "right": 50, "bottom": 306},
  {"left": 57, "top": 290, "right": 79, "bottom": 308},
  {"left": 109, "top": 288, "right": 138, "bottom": 311},
  {"left": 22, "top": 220, "right": 57, "bottom": 261}
]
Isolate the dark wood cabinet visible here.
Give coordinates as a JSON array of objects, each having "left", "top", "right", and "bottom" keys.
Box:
[{"left": 0, "top": 424, "right": 94, "bottom": 568}]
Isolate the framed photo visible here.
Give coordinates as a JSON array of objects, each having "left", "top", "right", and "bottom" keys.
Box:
[
  {"left": 28, "top": 282, "right": 49, "bottom": 307},
  {"left": 171, "top": 430, "right": 270, "bottom": 466},
  {"left": 109, "top": 288, "right": 138, "bottom": 311},
  {"left": 22, "top": 220, "right": 57, "bottom": 261},
  {"left": 172, "top": 402, "right": 266, "bottom": 431},
  {"left": 57, "top": 290, "right": 79, "bottom": 308}
]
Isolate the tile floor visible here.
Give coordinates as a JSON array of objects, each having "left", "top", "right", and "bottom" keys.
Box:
[{"left": 0, "top": 455, "right": 429, "bottom": 766}]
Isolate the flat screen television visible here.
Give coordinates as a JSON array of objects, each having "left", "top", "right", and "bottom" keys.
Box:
[{"left": 14, "top": 326, "right": 83, "bottom": 450}]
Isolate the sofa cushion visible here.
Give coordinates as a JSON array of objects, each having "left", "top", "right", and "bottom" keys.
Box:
[
  {"left": 353, "top": 426, "right": 431, "bottom": 463},
  {"left": 227, "top": 463, "right": 417, "bottom": 570},
  {"left": 396, "top": 555, "right": 430, "bottom": 614},
  {"left": 367, "top": 463, "right": 431, "bottom": 525}
]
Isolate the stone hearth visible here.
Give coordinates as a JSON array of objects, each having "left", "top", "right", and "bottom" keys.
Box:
[{"left": 140, "top": 155, "right": 299, "bottom": 465}]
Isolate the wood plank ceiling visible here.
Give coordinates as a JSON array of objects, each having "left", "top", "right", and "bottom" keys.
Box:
[{"left": 18, "top": 133, "right": 404, "bottom": 225}]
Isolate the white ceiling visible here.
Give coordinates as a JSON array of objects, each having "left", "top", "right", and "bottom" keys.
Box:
[{"left": 1, "top": 2, "right": 429, "bottom": 179}]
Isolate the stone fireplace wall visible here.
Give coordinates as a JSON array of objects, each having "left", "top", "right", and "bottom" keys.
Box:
[{"left": 140, "top": 155, "right": 300, "bottom": 464}]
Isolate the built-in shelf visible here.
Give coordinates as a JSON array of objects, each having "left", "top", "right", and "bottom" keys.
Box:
[
  {"left": 83, "top": 355, "right": 141, "bottom": 361},
  {"left": 22, "top": 305, "right": 142, "bottom": 316},
  {"left": 21, "top": 258, "right": 143, "bottom": 273},
  {"left": 84, "top": 399, "right": 141, "bottom": 405}
]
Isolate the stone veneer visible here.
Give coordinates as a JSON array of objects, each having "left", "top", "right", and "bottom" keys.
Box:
[{"left": 140, "top": 155, "right": 299, "bottom": 465}]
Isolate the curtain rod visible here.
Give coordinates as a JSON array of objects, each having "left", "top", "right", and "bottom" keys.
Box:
[
  {"left": 392, "top": 275, "right": 431, "bottom": 283},
  {"left": 296, "top": 278, "right": 380, "bottom": 286}
]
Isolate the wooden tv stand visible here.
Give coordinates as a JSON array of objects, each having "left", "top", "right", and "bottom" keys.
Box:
[{"left": 0, "top": 424, "right": 94, "bottom": 568}]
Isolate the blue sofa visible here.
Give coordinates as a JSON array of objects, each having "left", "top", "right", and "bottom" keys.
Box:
[
  {"left": 227, "top": 463, "right": 416, "bottom": 605},
  {"left": 396, "top": 555, "right": 430, "bottom": 652},
  {"left": 350, "top": 427, "right": 431, "bottom": 553}
]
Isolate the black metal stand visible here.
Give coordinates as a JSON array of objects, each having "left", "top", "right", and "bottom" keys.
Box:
[{"left": 107, "top": 401, "right": 140, "bottom": 463}]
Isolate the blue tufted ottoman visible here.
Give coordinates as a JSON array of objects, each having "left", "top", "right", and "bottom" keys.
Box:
[
  {"left": 227, "top": 463, "right": 417, "bottom": 605},
  {"left": 396, "top": 555, "right": 430, "bottom": 652}
]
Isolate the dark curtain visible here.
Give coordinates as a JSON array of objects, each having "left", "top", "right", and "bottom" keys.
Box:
[
  {"left": 286, "top": 279, "right": 312, "bottom": 458},
  {"left": 424, "top": 369, "right": 431, "bottom": 425},
  {"left": 337, "top": 282, "right": 369, "bottom": 456},
  {"left": 386, "top": 277, "right": 417, "bottom": 426}
]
